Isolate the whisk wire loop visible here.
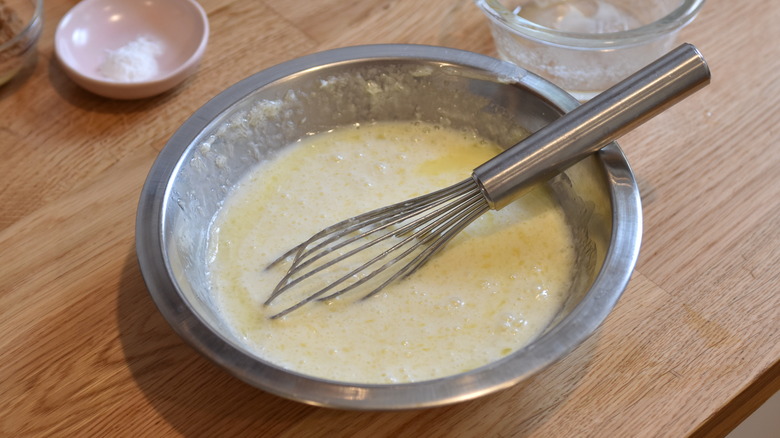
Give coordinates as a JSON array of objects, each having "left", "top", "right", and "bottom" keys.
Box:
[
  {"left": 265, "top": 178, "right": 487, "bottom": 318},
  {"left": 317, "top": 188, "right": 490, "bottom": 303}
]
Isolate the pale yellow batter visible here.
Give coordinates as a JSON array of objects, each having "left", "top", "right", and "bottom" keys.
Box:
[{"left": 207, "top": 121, "right": 575, "bottom": 383}]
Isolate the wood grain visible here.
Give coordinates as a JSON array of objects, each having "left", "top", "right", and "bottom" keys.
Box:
[{"left": 1, "top": 0, "right": 778, "bottom": 436}]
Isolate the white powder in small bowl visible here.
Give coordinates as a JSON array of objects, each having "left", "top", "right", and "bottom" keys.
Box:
[{"left": 98, "top": 36, "right": 163, "bottom": 82}]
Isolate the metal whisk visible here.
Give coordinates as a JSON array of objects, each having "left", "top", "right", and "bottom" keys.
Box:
[{"left": 265, "top": 43, "right": 710, "bottom": 318}]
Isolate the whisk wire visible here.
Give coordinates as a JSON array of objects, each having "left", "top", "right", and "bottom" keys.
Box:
[
  {"left": 264, "top": 179, "right": 479, "bottom": 303},
  {"left": 267, "top": 178, "right": 477, "bottom": 271},
  {"left": 265, "top": 178, "right": 487, "bottom": 318},
  {"left": 352, "top": 192, "right": 490, "bottom": 303},
  {"left": 396, "top": 193, "right": 489, "bottom": 280},
  {"left": 316, "top": 188, "right": 490, "bottom": 303}
]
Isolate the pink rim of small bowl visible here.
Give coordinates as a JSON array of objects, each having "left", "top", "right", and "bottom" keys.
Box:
[{"left": 55, "top": 0, "right": 209, "bottom": 99}]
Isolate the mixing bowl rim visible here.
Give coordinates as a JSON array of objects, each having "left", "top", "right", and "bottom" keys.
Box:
[{"left": 135, "top": 43, "right": 641, "bottom": 410}]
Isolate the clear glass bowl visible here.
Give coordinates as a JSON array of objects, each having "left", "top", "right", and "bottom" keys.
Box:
[
  {"left": 0, "top": 0, "right": 42, "bottom": 86},
  {"left": 475, "top": 0, "right": 705, "bottom": 100}
]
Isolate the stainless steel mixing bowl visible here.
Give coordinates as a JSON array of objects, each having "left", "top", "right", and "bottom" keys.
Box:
[{"left": 136, "top": 44, "right": 641, "bottom": 410}]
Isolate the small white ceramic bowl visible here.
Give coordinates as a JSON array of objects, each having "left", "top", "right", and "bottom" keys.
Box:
[{"left": 55, "top": 0, "right": 209, "bottom": 99}]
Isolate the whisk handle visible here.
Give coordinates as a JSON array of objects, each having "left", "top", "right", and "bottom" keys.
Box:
[{"left": 473, "top": 43, "right": 711, "bottom": 210}]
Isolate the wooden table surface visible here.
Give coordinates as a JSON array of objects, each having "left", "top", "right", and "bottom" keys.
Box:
[{"left": 2, "top": 0, "right": 778, "bottom": 436}]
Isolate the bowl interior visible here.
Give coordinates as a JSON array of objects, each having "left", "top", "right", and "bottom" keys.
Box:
[
  {"left": 138, "top": 45, "right": 640, "bottom": 409},
  {"left": 0, "top": 0, "right": 41, "bottom": 42},
  {"left": 55, "top": 0, "right": 207, "bottom": 81},
  {"left": 0, "top": 0, "right": 43, "bottom": 85}
]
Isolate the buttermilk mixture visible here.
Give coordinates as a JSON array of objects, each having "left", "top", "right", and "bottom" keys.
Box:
[{"left": 207, "top": 121, "right": 575, "bottom": 383}]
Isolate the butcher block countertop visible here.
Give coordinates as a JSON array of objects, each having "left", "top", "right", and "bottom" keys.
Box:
[{"left": 1, "top": 0, "right": 778, "bottom": 436}]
